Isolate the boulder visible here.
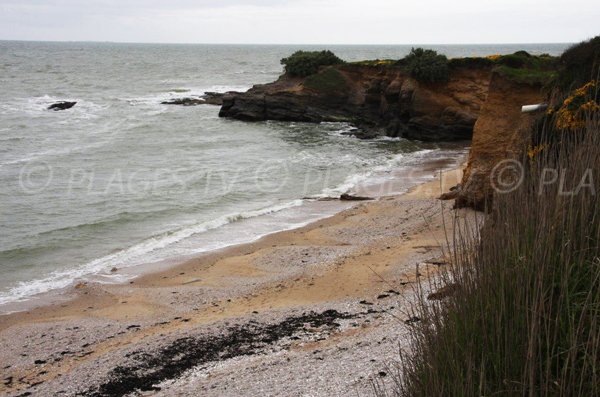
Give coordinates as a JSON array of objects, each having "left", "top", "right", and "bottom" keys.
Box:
[{"left": 48, "top": 101, "right": 76, "bottom": 111}]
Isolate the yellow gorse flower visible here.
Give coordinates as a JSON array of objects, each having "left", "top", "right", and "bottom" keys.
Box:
[
  {"left": 553, "top": 80, "right": 598, "bottom": 130},
  {"left": 528, "top": 143, "right": 548, "bottom": 160}
]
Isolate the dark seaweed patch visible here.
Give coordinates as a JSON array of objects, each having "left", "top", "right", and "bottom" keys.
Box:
[{"left": 82, "top": 309, "right": 354, "bottom": 397}]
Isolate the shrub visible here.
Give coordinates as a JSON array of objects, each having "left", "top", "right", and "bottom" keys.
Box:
[
  {"left": 448, "top": 56, "right": 495, "bottom": 69},
  {"left": 280, "top": 50, "right": 345, "bottom": 77},
  {"left": 403, "top": 48, "right": 449, "bottom": 83},
  {"left": 496, "top": 52, "right": 530, "bottom": 68},
  {"left": 558, "top": 36, "right": 600, "bottom": 90},
  {"left": 492, "top": 52, "right": 559, "bottom": 86},
  {"left": 304, "top": 68, "right": 348, "bottom": 93},
  {"left": 493, "top": 65, "right": 557, "bottom": 86}
]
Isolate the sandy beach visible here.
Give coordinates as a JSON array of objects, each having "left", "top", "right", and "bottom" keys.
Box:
[{"left": 0, "top": 164, "right": 476, "bottom": 397}]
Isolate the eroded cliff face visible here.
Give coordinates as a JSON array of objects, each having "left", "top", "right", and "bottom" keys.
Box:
[
  {"left": 455, "top": 72, "right": 544, "bottom": 210},
  {"left": 219, "top": 63, "right": 546, "bottom": 210},
  {"left": 219, "top": 64, "right": 491, "bottom": 141}
]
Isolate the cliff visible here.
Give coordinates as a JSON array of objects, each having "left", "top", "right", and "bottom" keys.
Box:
[
  {"left": 219, "top": 64, "right": 491, "bottom": 141},
  {"left": 455, "top": 72, "right": 544, "bottom": 210},
  {"left": 217, "top": 55, "right": 554, "bottom": 210}
]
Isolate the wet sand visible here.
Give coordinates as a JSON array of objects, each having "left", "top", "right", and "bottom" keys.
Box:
[{"left": 0, "top": 166, "right": 477, "bottom": 397}]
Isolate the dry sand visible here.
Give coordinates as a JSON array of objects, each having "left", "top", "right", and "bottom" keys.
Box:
[{"left": 0, "top": 166, "right": 478, "bottom": 397}]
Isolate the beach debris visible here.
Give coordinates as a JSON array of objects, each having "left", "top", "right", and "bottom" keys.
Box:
[
  {"left": 110, "top": 267, "right": 118, "bottom": 273},
  {"left": 82, "top": 309, "right": 354, "bottom": 397},
  {"left": 74, "top": 282, "right": 87, "bottom": 290},
  {"left": 340, "top": 193, "right": 374, "bottom": 201},
  {"left": 439, "top": 184, "right": 462, "bottom": 200},
  {"left": 404, "top": 316, "right": 421, "bottom": 324},
  {"left": 48, "top": 101, "right": 77, "bottom": 111},
  {"left": 521, "top": 103, "right": 548, "bottom": 113},
  {"left": 427, "top": 283, "right": 461, "bottom": 301},
  {"left": 424, "top": 257, "right": 449, "bottom": 267}
]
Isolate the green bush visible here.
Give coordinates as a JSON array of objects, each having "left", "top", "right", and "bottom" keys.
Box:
[
  {"left": 558, "top": 36, "right": 600, "bottom": 90},
  {"left": 280, "top": 50, "right": 345, "bottom": 77},
  {"left": 403, "top": 48, "right": 449, "bottom": 83},
  {"left": 494, "top": 65, "right": 557, "bottom": 86},
  {"left": 448, "top": 56, "right": 495, "bottom": 69},
  {"left": 496, "top": 52, "right": 530, "bottom": 68},
  {"left": 304, "top": 68, "right": 348, "bottom": 93}
]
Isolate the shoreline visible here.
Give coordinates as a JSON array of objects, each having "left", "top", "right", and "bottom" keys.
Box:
[
  {"left": 0, "top": 161, "right": 475, "bottom": 397},
  {"left": 0, "top": 149, "right": 466, "bottom": 316}
]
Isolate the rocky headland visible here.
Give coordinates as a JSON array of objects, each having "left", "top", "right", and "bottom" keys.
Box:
[
  {"left": 218, "top": 51, "right": 557, "bottom": 209},
  {"left": 219, "top": 63, "right": 490, "bottom": 141}
]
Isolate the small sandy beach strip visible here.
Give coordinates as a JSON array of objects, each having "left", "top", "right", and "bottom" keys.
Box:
[{"left": 0, "top": 165, "right": 477, "bottom": 397}]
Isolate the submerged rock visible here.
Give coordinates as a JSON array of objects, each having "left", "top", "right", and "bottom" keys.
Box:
[{"left": 48, "top": 101, "right": 77, "bottom": 111}]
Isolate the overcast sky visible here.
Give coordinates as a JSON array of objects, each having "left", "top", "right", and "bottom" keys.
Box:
[{"left": 0, "top": 0, "right": 598, "bottom": 44}]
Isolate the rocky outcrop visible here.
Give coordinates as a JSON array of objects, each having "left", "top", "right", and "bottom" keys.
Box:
[
  {"left": 162, "top": 92, "right": 230, "bottom": 106},
  {"left": 219, "top": 64, "right": 491, "bottom": 141},
  {"left": 48, "top": 101, "right": 77, "bottom": 111},
  {"left": 455, "top": 72, "right": 544, "bottom": 210},
  {"left": 162, "top": 98, "right": 205, "bottom": 106}
]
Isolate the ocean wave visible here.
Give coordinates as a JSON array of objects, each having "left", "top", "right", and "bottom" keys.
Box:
[
  {"left": 0, "top": 139, "right": 112, "bottom": 166},
  {"left": 0, "top": 95, "right": 107, "bottom": 121},
  {"left": 122, "top": 84, "right": 251, "bottom": 108},
  {"left": 0, "top": 199, "right": 303, "bottom": 306}
]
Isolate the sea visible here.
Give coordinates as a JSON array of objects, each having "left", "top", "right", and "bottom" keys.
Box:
[{"left": 0, "top": 42, "right": 569, "bottom": 312}]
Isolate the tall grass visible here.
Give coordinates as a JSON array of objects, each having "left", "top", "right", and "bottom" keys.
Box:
[{"left": 392, "top": 110, "right": 599, "bottom": 396}]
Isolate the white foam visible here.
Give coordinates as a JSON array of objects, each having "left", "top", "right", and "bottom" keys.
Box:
[
  {"left": 122, "top": 85, "right": 251, "bottom": 108},
  {"left": 0, "top": 199, "right": 303, "bottom": 306}
]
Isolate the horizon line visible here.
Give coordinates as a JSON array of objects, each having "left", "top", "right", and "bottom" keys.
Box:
[{"left": 0, "top": 39, "right": 575, "bottom": 46}]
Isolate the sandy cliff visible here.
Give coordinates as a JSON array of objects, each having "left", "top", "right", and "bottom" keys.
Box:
[{"left": 456, "top": 72, "right": 544, "bottom": 210}]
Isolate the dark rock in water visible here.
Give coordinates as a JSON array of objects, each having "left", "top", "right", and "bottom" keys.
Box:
[
  {"left": 202, "top": 92, "right": 228, "bottom": 106},
  {"left": 48, "top": 101, "right": 76, "bottom": 111},
  {"left": 342, "top": 128, "right": 382, "bottom": 140},
  {"left": 161, "top": 92, "right": 233, "bottom": 107},
  {"left": 340, "top": 193, "right": 374, "bottom": 201},
  {"left": 161, "top": 97, "right": 205, "bottom": 106}
]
